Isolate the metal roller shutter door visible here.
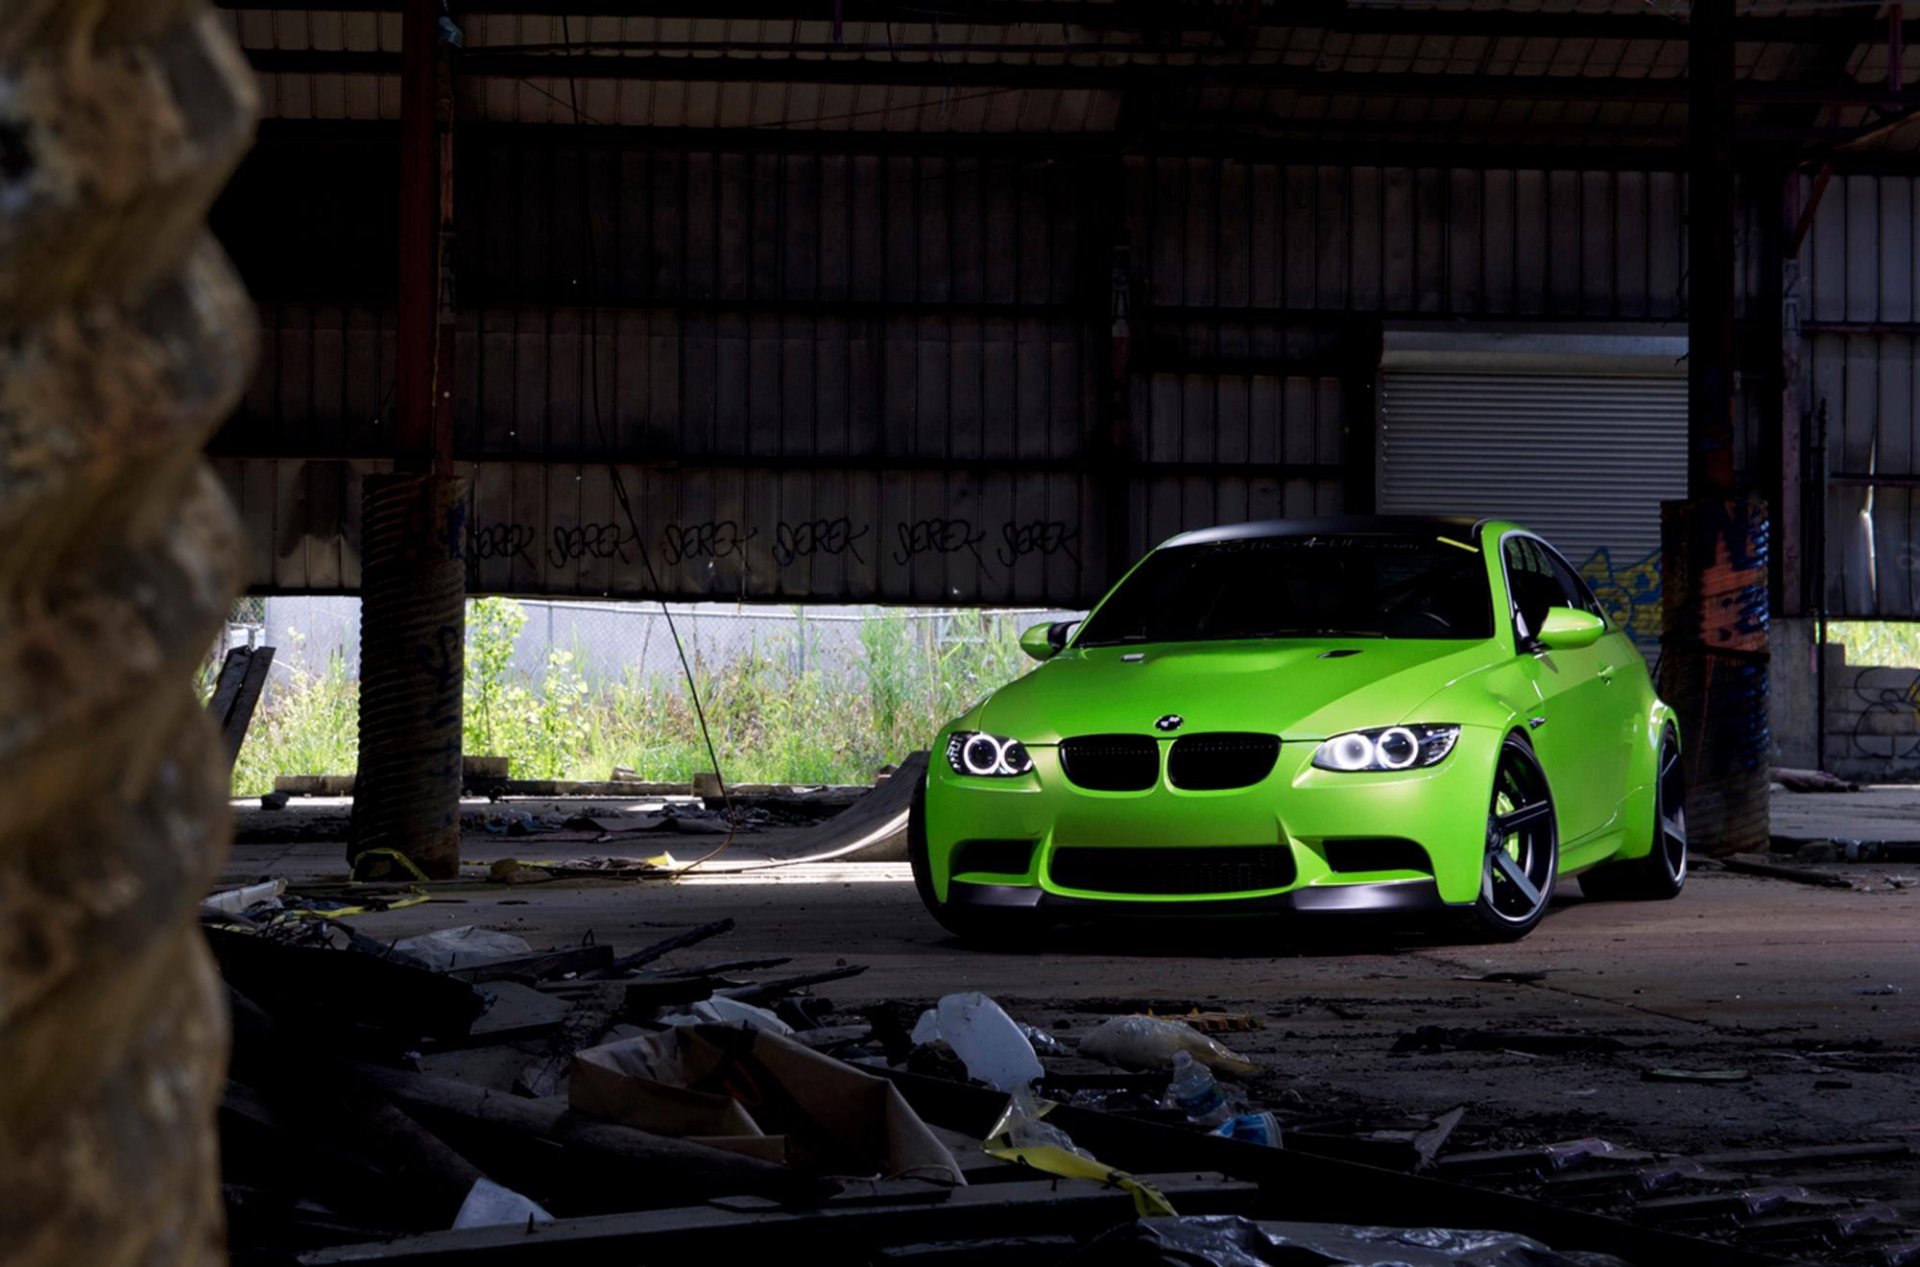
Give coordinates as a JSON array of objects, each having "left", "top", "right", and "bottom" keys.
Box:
[{"left": 1377, "top": 371, "right": 1685, "bottom": 639}]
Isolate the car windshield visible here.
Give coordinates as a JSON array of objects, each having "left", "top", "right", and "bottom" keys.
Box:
[{"left": 1075, "top": 532, "right": 1494, "bottom": 646}]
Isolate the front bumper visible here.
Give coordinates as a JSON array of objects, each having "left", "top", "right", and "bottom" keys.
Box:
[{"left": 924, "top": 728, "right": 1502, "bottom": 909}]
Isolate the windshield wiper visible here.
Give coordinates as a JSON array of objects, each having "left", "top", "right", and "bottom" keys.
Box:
[
  {"left": 1251, "top": 628, "right": 1387, "bottom": 639},
  {"left": 1076, "top": 633, "right": 1147, "bottom": 647}
]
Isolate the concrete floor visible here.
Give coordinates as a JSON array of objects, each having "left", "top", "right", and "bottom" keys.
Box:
[{"left": 225, "top": 793, "right": 1920, "bottom": 1163}]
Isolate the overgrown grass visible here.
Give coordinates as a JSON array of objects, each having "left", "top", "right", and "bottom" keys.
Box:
[
  {"left": 1828, "top": 621, "right": 1920, "bottom": 669},
  {"left": 229, "top": 601, "right": 1039, "bottom": 796},
  {"left": 231, "top": 646, "right": 360, "bottom": 797}
]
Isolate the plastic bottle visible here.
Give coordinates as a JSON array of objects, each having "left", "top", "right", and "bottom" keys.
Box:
[{"left": 1164, "top": 1050, "right": 1232, "bottom": 1126}]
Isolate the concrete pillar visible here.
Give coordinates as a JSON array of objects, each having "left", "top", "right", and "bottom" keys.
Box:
[
  {"left": 0, "top": 4, "right": 257, "bottom": 1264},
  {"left": 348, "top": 0, "right": 466, "bottom": 879}
]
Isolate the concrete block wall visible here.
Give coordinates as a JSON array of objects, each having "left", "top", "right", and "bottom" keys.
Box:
[
  {"left": 1773, "top": 618, "right": 1920, "bottom": 781},
  {"left": 1825, "top": 658, "right": 1920, "bottom": 780}
]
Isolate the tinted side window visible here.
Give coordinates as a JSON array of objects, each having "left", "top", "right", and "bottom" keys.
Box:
[
  {"left": 1502, "top": 537, "right": 1564, "bottom": 638},
  {"left": 1543, "top": 548, "right": 1607, "bottom": 622}
]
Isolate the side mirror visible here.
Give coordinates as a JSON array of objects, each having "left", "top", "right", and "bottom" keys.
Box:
[
  {"left": 1536, "top": 606, "right": 1606, "bottom": 651},
  {"left": 1020, "top": 620, "right": 1077, "bottom": 662}
]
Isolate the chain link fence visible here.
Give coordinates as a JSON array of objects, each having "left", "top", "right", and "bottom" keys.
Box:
[{"left": 253, "top": 597, "right": 1082, "bottom": 691}]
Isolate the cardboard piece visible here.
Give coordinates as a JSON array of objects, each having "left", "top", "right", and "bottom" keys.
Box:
[{"left": 572, "top": 1024, "right": 965, "bottom": 1184}]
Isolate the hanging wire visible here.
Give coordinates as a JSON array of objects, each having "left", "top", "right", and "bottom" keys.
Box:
[{"left": 557, "top": 14, "right": 737, "bottom": 873}]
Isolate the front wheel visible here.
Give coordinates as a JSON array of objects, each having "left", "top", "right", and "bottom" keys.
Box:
[
  {"left": 907, "top": 777, "right": 1043, "bottom": 945},
  {"left": 1465, "top": 733, "right": 1559, "bottom": 941},
  {"left": 1578, "top": 726, "right": 1687, "bottom": 901}
]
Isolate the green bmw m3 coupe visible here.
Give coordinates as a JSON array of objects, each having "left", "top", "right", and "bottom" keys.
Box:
[{"left": 909, "top": 516, "right": 1688, "bottom": 943}]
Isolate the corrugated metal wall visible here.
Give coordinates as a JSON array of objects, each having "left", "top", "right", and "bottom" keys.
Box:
[
  {"left": 1799, "top": 173, "right": 1920, "bottom": 619},
  {"left": 226, "top": 136, "right": 1915, "bottom": 611}
]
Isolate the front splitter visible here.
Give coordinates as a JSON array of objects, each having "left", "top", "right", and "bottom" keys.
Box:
[{"left": 946, "top": 877, "right": 1452, "bottom": 917}]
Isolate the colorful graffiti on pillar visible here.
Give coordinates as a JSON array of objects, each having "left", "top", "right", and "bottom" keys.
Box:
[{"left": 1580, "top": 547, "right": 1663, "bottom": 643}]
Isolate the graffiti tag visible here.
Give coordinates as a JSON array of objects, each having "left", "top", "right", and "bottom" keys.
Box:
[
  {"left": 1580, "top": 547, "right": 1662, "bottom": 645},
  {"left": 548, "top": 522, "right": 633, "bottom": 569},
  {"left": 662, "top": 519, "right": 758, "bottom": 565},
  {"left": 773, "top": 517, "right": 870, "bottom": 566},
  {"left": 469, "top": 521, "right": 538, "bottom": 569},
  {"left": 894, "top": 517, "right": 989, "bottom": 571},
  {"left": 996, "top": 519, "right": 1080, "bottom": 568}
]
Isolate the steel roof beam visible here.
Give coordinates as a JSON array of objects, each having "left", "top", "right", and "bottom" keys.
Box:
[
  {"left": 212, "top": 0, "right": 1919, "bottom": 46},
  {"left": 243, "top": 49, "right": 1920, "bottom": 110}
]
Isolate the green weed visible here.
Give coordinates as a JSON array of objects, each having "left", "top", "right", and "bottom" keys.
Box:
[{"left": 228, "top": 601, "right": 1043, "bottom": 794}]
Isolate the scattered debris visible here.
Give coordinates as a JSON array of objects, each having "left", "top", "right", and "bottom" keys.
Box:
[
  {"left": 390, "top": 925, "right": 532, "bottom": 972},
  {"left": 1854, "top": 984, "right": 1904, "bottom": 996},
  {"left": 1722, "top": 852, "right": 1858, "bottom": 889},
  {"left": 1454, "top": 971, "right": 1552, "bottom": 985},
  {"left": 1642, "top": 1068, "right": 1754, "bottom": 1084},
  {"left": 572, "top": 1025, "right": 965, "bottom": 1182},
  {"left": 203, "top": 877, "right": 287, "bottom": 915},
  {"left": 450, "top": 1177, "right": 552, "bottom": 1230},
  {"left": 1075, "top": 1214, "right": 1628, "bottom": 1267},
  {"left": 1078, "top": 1014, "right": 1263, "bottom": 1076},
  {"left": 200, "top": 891, "right": 1906, "bottom": 1267},
  {"left": 1167, "top": 1009, "right": 1262, "bottom": 1033},
  {"left": 1771, "top": 767, "right": 1860, "bottom": 793},
  {"left": 1392, "top": 1027, "right": 1625, "bottom": 1056}
]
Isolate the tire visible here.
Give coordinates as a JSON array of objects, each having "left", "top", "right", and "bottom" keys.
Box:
[
  {"left": 907, "top": 775, "right": 1042, "bottom": 944},
  {"left": 1578, "top": 726, "right": 1687, "bottom": 902},
  {"left": 1465, "top": 733, "right": 1560, "bottom": 941}
]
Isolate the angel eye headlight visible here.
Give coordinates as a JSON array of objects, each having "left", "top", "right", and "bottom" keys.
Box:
[
  {"left": 945, "top": 731, "right": 1035, "bottom": 778},
  {"left": 1312, "top": 724, "right": 1459, "bottom": 773}
]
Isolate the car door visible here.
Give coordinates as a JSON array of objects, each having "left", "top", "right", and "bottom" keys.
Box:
[
  {"left": 1540, "top": 541, "right": 1637, "bottom": 842},
  {"left": 1500, "top": 534, "right": 1621, "bottom": 846}
]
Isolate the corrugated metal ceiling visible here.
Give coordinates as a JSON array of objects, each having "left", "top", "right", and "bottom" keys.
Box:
[{"left": 223, "top": 4, "right": 1920, "bottom": 149}]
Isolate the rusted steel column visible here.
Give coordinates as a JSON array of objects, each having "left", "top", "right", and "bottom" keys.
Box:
[
  {"left": 1663, "top": 0, "right": 1770, "bottom": 854},
  {"left": 1659, "top": 498, "right": 1772, "bottom": 855},
  {"left": 349, "top": 0, "right": 465, "bottom": 878},
  {"left": 0, "top": 4, "right": 257, "bottom": 1266}
]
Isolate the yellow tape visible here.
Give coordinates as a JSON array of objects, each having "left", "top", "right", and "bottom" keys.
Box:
[
  {"left": 350, "top": 847, "right": 432, "bottom": 882},
  {"left": 269, "top": 892, "right": 432, "bottom": 921},
  {"left": 983, "top": 1143, "right": 1178, "bottom": 1218},
  {"left": 984, "top": 1098, "right": 1177, "bottom": 1218}
]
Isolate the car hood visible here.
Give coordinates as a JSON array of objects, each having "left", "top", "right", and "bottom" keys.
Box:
[{"left": 977, "top": 637, "right": 1497, "bottom": 743}]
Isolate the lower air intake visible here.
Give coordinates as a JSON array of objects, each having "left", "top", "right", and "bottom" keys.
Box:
[{"left": 1049, "top": 845, "right": 1297, "bottom": 895}]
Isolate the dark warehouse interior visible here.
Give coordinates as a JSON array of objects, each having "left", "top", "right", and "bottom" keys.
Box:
[{"left": 5, "top": 3, "right": 1920, "bottom": 1266}]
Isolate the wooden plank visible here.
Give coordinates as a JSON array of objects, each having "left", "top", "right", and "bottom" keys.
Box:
[
  {"left": 301, "top": 1173, "right": 1256, "bottom": 1265},
  {"left": 1448, "top": 167, "right": 1483, "bottom": 313},
  {"left": 1481, "top": 168, "right": 1515, "bottom": 314},
  {"left": 1348, "top": 165, "right": 1382, "bottom": 312},
  {"left": 1284, "top": 164, "right": 1316, "bottom": 308},
  {"left": 1810, "top": 175, "right": 1847, "bottom": 323},
  {"left": 447, "top": 944, "right": 615, "bottom": 985},
  {"left": 511, "top": 981, "right": 622, "bottom": 1099},
  {"left": 1317, "top": 164, "right": 1350, "bottom": 309},
  {"left": 207, "top": 649, "right": 250, "bottom": 737},
  {"left": 222, "top": 646, "right": 277, "bottom": 769},
  {"left": 1413, "top": 166, "right": 1445, "bottom": 313},
  {"left": 1514, "top": 168, "right": 1548, "bottom": 314},
  {"left": 1249, "top": 161, "right": 1281, "bottom": 308},
  {"left": 1215, "top": 158, "right": 1250, "bottom": 310},
  {"left": 1582, "top": 170, "right": 1616, "bottom": 317},
  {"left": 1614, "top": 170, "right": 1648, "bottom": 319},
  {"left": 1845, "top": 174, "right": 1879, "bottom": 324},
  {"left": 1547, "top": 170, "right": 1582, "bottom": 314},
  {"left": 1183, "top": 156, "right": 1216, "bottom": 309},
  {"left": 1881, "top": 177, "right": 1914, "bottom": 324}
]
